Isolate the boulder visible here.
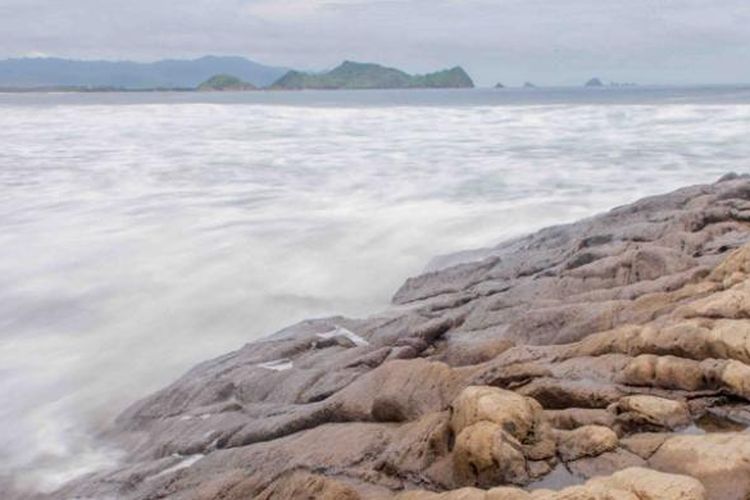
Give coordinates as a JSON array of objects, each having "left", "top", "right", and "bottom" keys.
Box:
[
  {"left": 554, "top": 425, "right": 618, "bottom": 461},
  {"left": 450, "top": 386, "right": 541, "bottom": 439},
  {"left": 609, "top": 395, "right": 690, "bottom": 432},
  {"left": 649, "top": 433, "right": 750, "bottom": 500},
  {"left": 337, "top": 358, "right": 464, "bottom": 422},
  {"left": 453, "top": 420, "right": 529, "bottom": 487},
  {"left": 450, "top": 386, "right": 556, "bottom": 486}
]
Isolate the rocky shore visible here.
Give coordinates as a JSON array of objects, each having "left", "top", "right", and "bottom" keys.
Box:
[{"left": 53, "top": 174, "right": 750, "bottom": 499}]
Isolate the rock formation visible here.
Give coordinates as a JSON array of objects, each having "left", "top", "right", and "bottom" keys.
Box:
[{"left": 52, "top": 174, "right": 750, "bottom": 499}]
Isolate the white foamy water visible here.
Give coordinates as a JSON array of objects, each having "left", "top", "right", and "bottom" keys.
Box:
[{"left": 0, "top": 89, "right": 748, "bottom": 492}]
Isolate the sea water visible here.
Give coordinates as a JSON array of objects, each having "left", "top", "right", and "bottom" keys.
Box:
[{"left": 1, "top": 87, "right": 749, "bottom": 491}]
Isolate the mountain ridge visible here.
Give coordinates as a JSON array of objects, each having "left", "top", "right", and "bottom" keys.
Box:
[{"left": 0, "top": 55, "right": 288, "bottom": 89}]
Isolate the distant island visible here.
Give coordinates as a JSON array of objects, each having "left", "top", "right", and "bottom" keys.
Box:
[
  {"left": 585, "top": 77, "right": 604, "bottom": 87},
  {"left": 583, "top": 77, "right": 639, "bottom": 88},
  {"left": 270, "top": 61, "right": 474, "bottom": 90},
  {"left": 610, "top": 81, "right": 638, "bottom": 87},
  {"left": 0, "top": 57, "right": 476, "bottom": 92},
  {"left": 495, "top": 82, "right": 505, "bottom": 88},
  {"left": 197, "top": 74, "right": 256, "bottom": 91},
  {"left": 523, "top": 81, "right": 537, "bottom": 88}
]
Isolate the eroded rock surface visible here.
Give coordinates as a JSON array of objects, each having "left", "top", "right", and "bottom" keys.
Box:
[
  {"left": 51, "top": 176, "right": 750, "bottom": 499},
  {"left": 398, "top": 467, "right": 706, "bottom": 499}
]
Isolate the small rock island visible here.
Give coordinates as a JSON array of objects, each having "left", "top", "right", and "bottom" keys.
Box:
[
  {"left": 270, "top": 61, "right": 475, "bottom": 90},
  {"left": 585, "top": 77, "right": 605, "bottom": 87}
]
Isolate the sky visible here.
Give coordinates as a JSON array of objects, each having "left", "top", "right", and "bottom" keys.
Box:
[{"left": 1, "top": 0, "right": 749, "bottom": 86}]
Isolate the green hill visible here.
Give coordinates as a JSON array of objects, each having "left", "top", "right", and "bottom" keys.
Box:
[
  {"left": 197, "top": 74, "right": 257, "bottom": 91},
  {"left": 270, "top": 61, "right": 474, "bottom": 90}
]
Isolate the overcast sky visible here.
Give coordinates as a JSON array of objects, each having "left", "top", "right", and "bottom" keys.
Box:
[{"left": 2, "top": 0, "right": 749, "bottom": 86}]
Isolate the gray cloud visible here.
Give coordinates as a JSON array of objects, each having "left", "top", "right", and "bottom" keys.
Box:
[{"left": 2, "top": 0, "right": 749, "bottom": 85}]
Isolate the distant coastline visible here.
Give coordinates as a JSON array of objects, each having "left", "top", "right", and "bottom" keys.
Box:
[
  {"left": 2, "top": 55, "right": 747, "bottom": 93},
  {"left": 0, "top": 85, "right": 197, "bottom": 93},
  {"left": 0, "top": 57, "right": 474, "bottom": 92}
]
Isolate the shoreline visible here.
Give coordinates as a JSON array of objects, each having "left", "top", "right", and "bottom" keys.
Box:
[
  {"left": 3, "top": 83, "right": 750, "bottom": 94},
  {"left": 45, "top": 174, "right": 750, "bottom": 500}
]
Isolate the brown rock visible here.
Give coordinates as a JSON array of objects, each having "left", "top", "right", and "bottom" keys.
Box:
[
  {"left": 398, "top": 467, "right": 705, "bottom": 500},
  {"left": 609, "top": 395, "right": 691, "bottom": 432},
  {"left": 378, "top": 411, "right": 453, "bottom": 485},
  {"left": 679, "top": 283, "right": 750, "bottom": 320},
  {"left": 618, "top": 354, "right": 706, "bottom": 391},
  {"left": 567, "top": 448, "right": 646, "bottom": 479},
  {"left": 256, "top": 471, "right": 362, "bottom": 500},
  {"left": 453, "top": 420, "right": 528, "bottom": 487},
  {"left": 338, "top": 358, "right": 464, "bottom": 422},
  {"left": 582, "top": 467, "right": 705, "bottom": 500},
  {"left": 449, "top": 386, "right": 556, "bottom": 486},
  {"left": 544, "top": 408, "right": 615, "bottom": 430},
  {"left": 555, "top": 425, "right": 619, "bottom": 462},
  {"left": 450, "top": 386, "right": 541, "bottom": 440},
  {"left": 649, "top": 433, "right": 750, "bottom": 500},
  {"left": 619, "top": 433, "right": 670, "bottom": 459}
]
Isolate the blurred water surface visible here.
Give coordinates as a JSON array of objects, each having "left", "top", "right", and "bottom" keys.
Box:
[{"left": 0, "top": 87, "right": 748, "bottom": 490}]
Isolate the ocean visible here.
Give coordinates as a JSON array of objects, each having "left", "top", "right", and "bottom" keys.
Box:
[{"left": 1, "top": 86, "right": 749, "bottom": 492}]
